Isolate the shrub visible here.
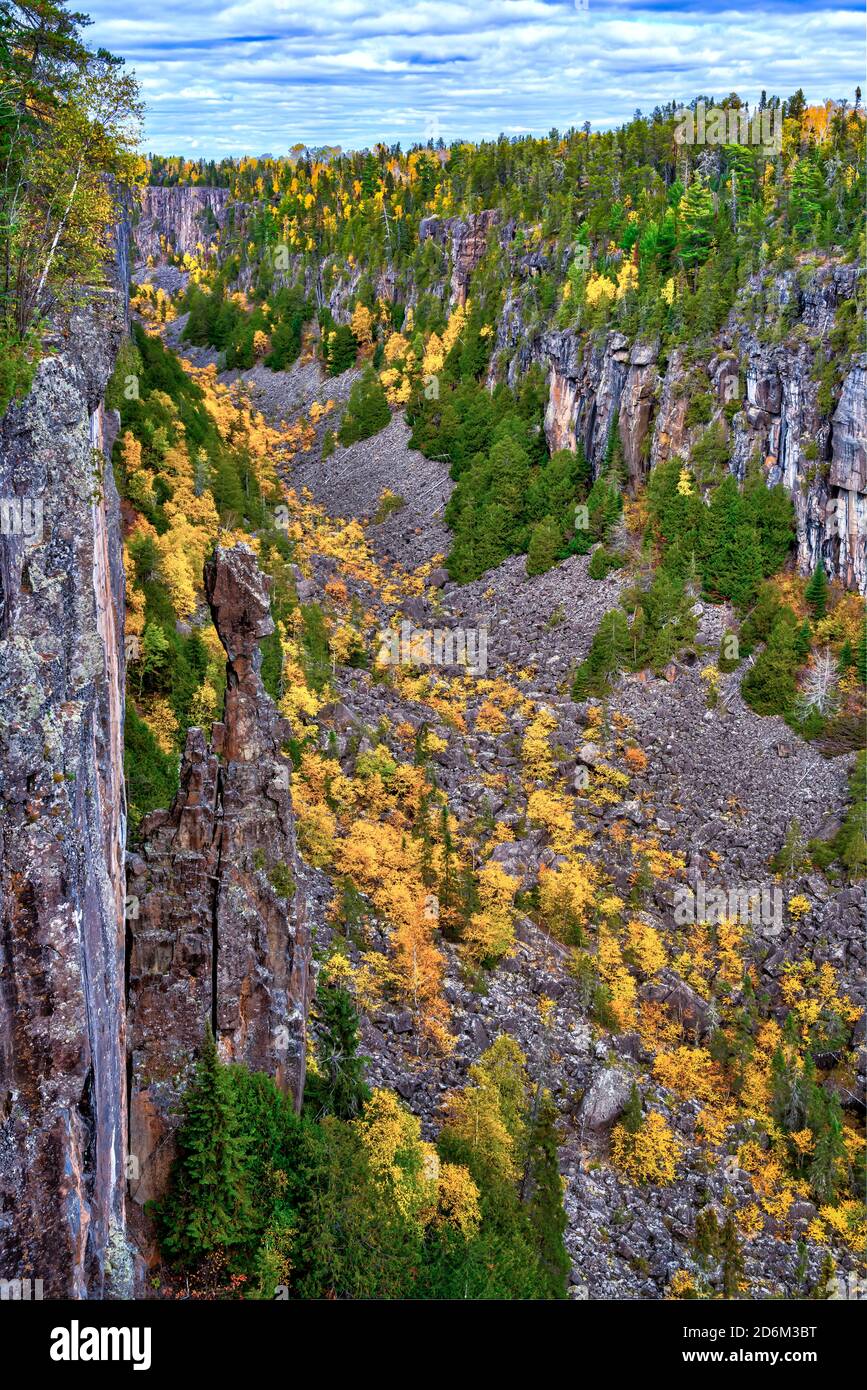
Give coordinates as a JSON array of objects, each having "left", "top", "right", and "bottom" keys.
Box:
[{"left": 610, "top": 1111, "right": 680, "bottom": 1185}]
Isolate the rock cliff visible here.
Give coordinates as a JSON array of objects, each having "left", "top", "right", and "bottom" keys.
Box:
[
  {"left": 520, "top": 260, "right": 866, "bottom": 591},
  {"left": 418, "top": 210, "right": 502, "bottom": 305},
  {"left": 0, "top": 286, "right": 131, "bottom": 1297},
  {"left": 135, "top": 185, "right": 230, "bottom": 263},
  {"left": 126, "top": 544, "right": 309, "bottom": 1261}
]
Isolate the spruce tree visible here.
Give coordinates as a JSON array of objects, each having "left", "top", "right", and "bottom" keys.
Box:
[
  {"left": 304, "top": 982, "right": 371, "bottom": 1121},
  {"left": 808, "top": 1092, "right": 847, "bottom": 1204},
  {"left": 328, "top": 323, "right": 358, "bottom": 375},
  {"left": 526, "top": 515, "right": 562, "bottom": 576},
  {"left": 157, "top": 1023, "right": 252, "bottom": 1268},
  {"left": 621, "top": 1082, "right": 644, "bottom": 1133},
  {"left": 805, "top": 561, "right": 829, "bottom": 618},
  {"left": 855, "top": 626, "right": 867, "bottom": 684},
  {"left": 773, "top": 818, "right": 808, "bottom": 876},
  {"left": 572, "top": 607, "right": 630, "bottom": 697},
  {"left": 338, "top": 367, "right": 390, "bottom": 444},
  {"left": 720, "top": 1213, "right": 745, "bottom": 1298},
  {"left": 678, "top": 175, "right": 716, "bottom": 271},
  {"left": 524, "top": 1092, "right": 569, "bottom": 1299}
]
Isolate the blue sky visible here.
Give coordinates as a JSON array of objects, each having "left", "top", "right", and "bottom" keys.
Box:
[{"left": 82, "top": 1, "right": 864, "bottom": 156}]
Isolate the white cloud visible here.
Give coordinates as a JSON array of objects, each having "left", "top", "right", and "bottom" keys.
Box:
[{"left": 82, "top": 0, "right": 863, "bottom": 155}]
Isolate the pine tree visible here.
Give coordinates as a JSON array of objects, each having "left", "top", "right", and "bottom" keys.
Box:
[
  {"left": 523, "top": 1091, "right": 569, "bottom": 1299},
  {"left": 304, "top": 982, "right": 371, "bottom": 1121},
  {"left": 526, "top": 515, "right": 562, "bottom": 576},
  {"left": 157, "top": 1023, "right": 253, "bottom": 1268},
  {"left": 720, "top": 1213, "right": 745, "bottom": 1298},
  {"left": 338, "top": 366, "right": 390, "bottom": 444},
  {"left": 621, "top": 1082, "right": 644, "bottom": 1133},
  {"left": 805, "top": 561, "right": 829, "bottom": 618}
]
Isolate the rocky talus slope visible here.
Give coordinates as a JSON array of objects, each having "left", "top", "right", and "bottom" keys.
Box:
[
  {"left": 283, "top": 467, "right": 863, "bottom": 1299},
  {"left": 126, "top": 544, "right": 309, "bottom": 1264}
]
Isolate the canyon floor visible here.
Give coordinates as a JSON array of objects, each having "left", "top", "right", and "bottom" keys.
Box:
[
  {"left": 228, "top": 348, "right": 862, "bottom": 1299},
  {"left": 142, "top": 288, "right": 865, "bottom": 1299}
]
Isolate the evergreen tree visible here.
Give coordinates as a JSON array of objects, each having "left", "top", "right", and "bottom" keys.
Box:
[
  {"left": 621, "top": 1082, "right": 644, "bottom": 1133},
  {"left": 794, "top": 618, "right": 812, "bottom": 661},
  {"left": 790, "top": 155, "right": 826, "bottom": 241},
  {"left": 720, "top": 1213, "right": 745, "bottom": 1298},
  {"left": 773, "top": 818, "right": 809, "bottom": 876},
  {"left": 694, "top": 1208, "right": 721, "bottom": 1267},
  {"left": 157, "top": 1024, "right": 253, "bottom": 1268},
  {"left": 327, "top": 323, "right": 358, "bottom": 375},
  {"left": 338, "top": 367, "right": 390, "bottom": 445},
  {"left": 701, "top": 475, "right": 763, "bottom": 606},
  {"left": 572, "top": 607, "right": 630, "bottom": 697},
  {"left": 677, "top": 175, "right": 716, "bottom": 271},
  {"left": 743, "top": 475, "right": 796, "bottom": 575},
  {"left": 741, "top": 611, "right": 800, "bottom": 716},
  {"left": 304, "top": 981, "right": 371, "bottom": 1121},
  {"left": 523, "top": 1092, "right": 570, "bottom": 1299},
  {"left": 808, "top": 1092, "right": 847, "bottom": 1204},
  {"left": 526, "top": 515, "right": 562, "bottom": 576},
  {"left": 805, "top": 561, "right": 829, "bottom": 618}
]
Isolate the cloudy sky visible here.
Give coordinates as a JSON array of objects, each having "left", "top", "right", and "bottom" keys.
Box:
[{"left": 82, "top": 0, "right": 863, "bottom": 157}]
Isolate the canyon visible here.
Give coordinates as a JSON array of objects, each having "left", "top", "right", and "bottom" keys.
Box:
[{"left": 0, "top": 182, "right": 863, "bottom": 1298}]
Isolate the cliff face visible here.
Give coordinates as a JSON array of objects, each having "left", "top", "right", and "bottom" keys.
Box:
[
  {"left": 523, "top": 260, "right": 866, "bottom": 590},
  {"left": 0, "top": 288, "right": 131, "bottom": 1298},
  {"left": 419, "top": 210, "right": 502, "bottom": 305},
  {"left": 135, "top": 185, "right": 230, "bottom": 263},
  {"left": 126, "top": 545, "right": 309, "bottom": 1262}
]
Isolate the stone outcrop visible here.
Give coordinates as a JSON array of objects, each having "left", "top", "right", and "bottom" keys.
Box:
[
  {"left": 0, "top": 287, "right": 130, "bottom": 1297},
  {"left": 126, "top": 544, "right": 309, "bottom": 1260},
  {"left": 530, "top": 259, "right": 867, "bottom": 591},
  {"left": 134, "top": 185, "right": 230, "bottom": 263},
  {"left": 419, "top": 210, "right": 501, "bottom": 305}
]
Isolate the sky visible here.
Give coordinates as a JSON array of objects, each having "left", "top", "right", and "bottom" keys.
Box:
[{"left": 81, "top": 0, "right": 864, "bottom": 157}]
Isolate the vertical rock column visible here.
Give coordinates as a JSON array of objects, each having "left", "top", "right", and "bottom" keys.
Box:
[
  {"left": 0, "top": 293, "right": 130, "bottom": 1298},
  {"left": 126, "top": 544, "right": 309, "bottom": 1261}
]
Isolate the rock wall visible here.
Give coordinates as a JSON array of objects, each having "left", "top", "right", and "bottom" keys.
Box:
[
  {"left": 0, "top": 286, "right": 131, "bottom": 1297},
  {"left": 531, "top": 261, "right": 866, "bottom": 591},
  {"left": 135, "top": 185, "right": 230, "bottom": 263},
  {"left": 419, "top": 210, "right": 501, "bottom": 305},
  {"left": 126, "top": 545, "right": 309, "bottom": 1262}
]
